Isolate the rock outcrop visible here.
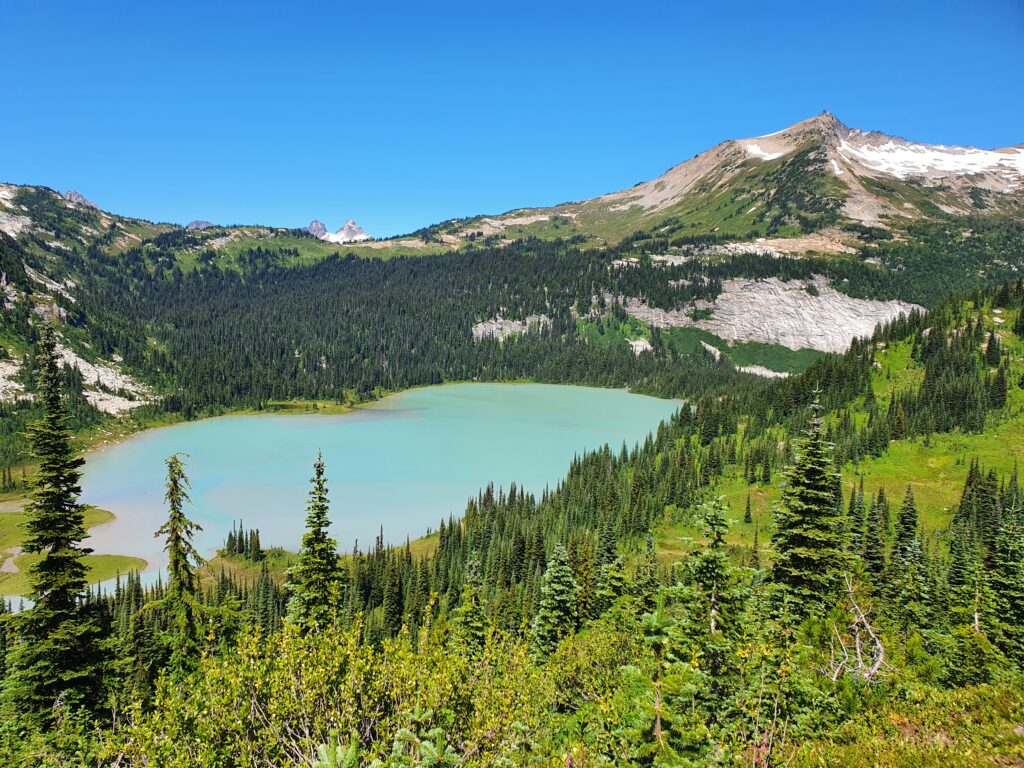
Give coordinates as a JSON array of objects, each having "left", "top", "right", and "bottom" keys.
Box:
[
  {"left": 307, "top": 219, "right": 371, "bottom": 244},
  {"left": 624, "top": 276, "right": 922, "bottom": 354},
  {"left": 472, "top": 314, "right": 551, "bottom": 342},
  {"left": 64, "top": 190, "right": 97, "bottom": 208}
]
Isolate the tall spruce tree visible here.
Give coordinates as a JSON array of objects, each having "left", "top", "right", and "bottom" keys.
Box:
[
  {"left": 892, "top": 486, "right": 921, "bottom": 569},
  {"left": 887, "top": 486, "right": 930, "bottom": 630},
  {"left": 771, "top": 394, "right": 847, "bottom": 611},
  {"left": 147, "top": 453, "right": 205, "bottom": 677},
  {"left": 286, "top": 453, "right": 342, "bottom": 629},
  {"left": 454, "top": 557, "right": 487, "bottom": 653},
  {"left": 680, "top": 499, "right": 742, "bottom": 689},
  {"left": 0, "top": 326, "right": 104, "bottom": 726},
  {"left": 989, "top": 518, "right": 1024, "bottom": 662},
  {"left": 530, "top": 544, "right": 579, "bottom": 655}
]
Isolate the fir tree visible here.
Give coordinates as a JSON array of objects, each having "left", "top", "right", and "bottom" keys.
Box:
[
  {"left": 989, "top": 518, "right": 1024, "bottom": 662},
  {"left": 595, "top": 556, "right": 628, "bottom": 614},
  {"left": 680, "top": 499, "right": 741, "bottom": 686},
  {"left": 985, "top": 331, "right": 1001, "bottom": 367},
  {"left": 454, "top": 557, "right": 487, "bottom": 653},
  {"left": 887, "top": 486, "right": 930, "bottom": 630},
  {"left": 861, "top": 496, "right": 887, "bottom": 593},
  {"left": 771, "top": 394, "right": 846, "bottom": 611},
  {"left": 892, "top": 486, "right": 920, "bottom": 567},
  {"left": 286, "top": 453, "right": 342, "bottom": 629},
  {"left": 381, "top": 557, "right": 402, "bottom": 637},
  {"left": 0, "top": 326, "right": 104, "bottom": 726},
  {"left": 847, "top": 479, "right": 866, "bottom": 553},
  {"left": 148, "top": 453, "right": 205, "bottom": 677},
  {"left": 530, "top": 544, "right": 579, "bottom": 655}
]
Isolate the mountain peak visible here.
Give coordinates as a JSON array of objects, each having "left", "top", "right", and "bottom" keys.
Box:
[
  {"left": 307, "top": 218, "right": 371, "bottom": 244},
  {"left": 185, "top": 220, "right": 216, "bottom": 231},
  {"left": 64, "top": 190, "right": 97, "bottom": 208}
]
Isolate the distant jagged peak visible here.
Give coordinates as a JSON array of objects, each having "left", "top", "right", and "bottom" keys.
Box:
[
  {"left": 307, "top": 218, "right": 371, "bottom": 244},
  {"left": 64, "top": 190, "right": 97, "bottom": 208},
  {"left": 185, "top": 220, "right": 216, "bottom": 231},
  {"left": 336, "top": 219, "right": 370, "bottom": 242}
]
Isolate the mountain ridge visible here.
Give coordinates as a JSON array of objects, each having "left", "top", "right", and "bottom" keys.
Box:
[{"left": 4, "top": 112, "right": 1021, "bottom": 254}]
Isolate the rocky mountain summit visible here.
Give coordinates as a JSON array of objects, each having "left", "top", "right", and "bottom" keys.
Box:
[
  {"left": 63, "top": 190, "right": 97, "bottom": 208},
  {"left": 420, "top": 112, "right": 1023, "bottom": 251},
  {"left": 185, "top": 220, "right": 216, "bottom": 231},
  {"left": 306, "top": 218, "right": 371, "bottom": 244}
]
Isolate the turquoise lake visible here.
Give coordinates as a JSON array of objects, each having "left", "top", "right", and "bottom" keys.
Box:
[{"left": 81, "top": 383, "right": 680, "bottom": 576}]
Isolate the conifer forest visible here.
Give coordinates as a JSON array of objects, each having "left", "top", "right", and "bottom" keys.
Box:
[{"left": 3, "top": 5, "right": 1024, "bottom": 763}]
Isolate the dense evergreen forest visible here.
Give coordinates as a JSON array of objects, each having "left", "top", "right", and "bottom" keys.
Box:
[
  {"left": 2, "top": 279, "right": 1023, "bottom": 765},
  {"left": 3, "top": 210, "right": 1024, "bottom": 475}
]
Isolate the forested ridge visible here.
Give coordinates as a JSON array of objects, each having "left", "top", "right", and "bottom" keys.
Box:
[
  {"left": 2, "top": 279, "right": 1024, "bottom": 765},
  {"left": 2, "top": 196, "right": 1023, "bottom": 478},
  {"left": 3, "top": 187, "right": 1024, "bottom": 764}
]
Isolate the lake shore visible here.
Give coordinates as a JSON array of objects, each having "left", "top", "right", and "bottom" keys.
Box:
[{"left": 3, "top": 382, "right": 680, "bottom": 595}]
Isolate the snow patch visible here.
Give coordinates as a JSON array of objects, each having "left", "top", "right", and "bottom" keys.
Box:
[
  {"left": 830, "top": 158, "right": 844, "bottom": 176},
  {"left": 745, "top": 143, "right": 783, "bottom": 161},
  {"left": 838, "top": 139, "right": 1024, "bottom": 181}
]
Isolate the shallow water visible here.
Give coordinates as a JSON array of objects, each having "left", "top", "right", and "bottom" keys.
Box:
[{"left": 81, "top": 383, "right": 679, "bottom": 575}]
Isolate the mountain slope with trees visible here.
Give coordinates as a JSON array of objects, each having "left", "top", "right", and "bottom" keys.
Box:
[{"left": 2, "top": 281, "right": 1024, "bottom": 764}]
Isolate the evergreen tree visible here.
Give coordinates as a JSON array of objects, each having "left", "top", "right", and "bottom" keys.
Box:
[
  {"left": 453, "top": 557, "right": 487, "bottom": 653},
  {"left": 679, "top": 499, "right": 742, "bottom": 686},
  {"left": 887, "top": 486, "right": 930, "bottom": 630},
  {"left": 892, "top": 486, "right": 920, "bottom": 568},
  {"left": 595, "top": 556, "right": 628, "bottom": 614},
  {"left": 847, "top": 479, "right": 866, "bottom": 553},
  {"left": 1014, "top": 307, "right": 1024, "bottom": 337},
  {"left": 985, "top": 331, "right": 1001, "bottom": 367},
  {"left": 286, "top": 453, "right": 342, "bottom": 629},
  {"left": 148, "top": 453, "right": 205, "bottom": 677},
  {"left": 0, "top": 326, "right": 104, "bottom": 726},
  {"left": 530, "top": 544, "right": 579, "bottom": 655},
  {"left": 989, "top": 518, "right": 1024, "bottom": 662},
  {"left": 771, "top": 394, "right": 846, "bottom": 611}
]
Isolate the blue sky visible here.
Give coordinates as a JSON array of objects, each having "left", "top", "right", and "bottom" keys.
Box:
[{"left": 2, "top": 1, "right": 1022, "bottom": 236}]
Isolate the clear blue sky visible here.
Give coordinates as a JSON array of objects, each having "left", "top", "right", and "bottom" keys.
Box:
[{"left": 2, "top": 0, "right": 1022, "bottom": 236}]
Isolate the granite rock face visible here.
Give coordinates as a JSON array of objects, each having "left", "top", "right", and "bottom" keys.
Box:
[{"left": 625, "top": 276, "right": 922, "bottom": 354}]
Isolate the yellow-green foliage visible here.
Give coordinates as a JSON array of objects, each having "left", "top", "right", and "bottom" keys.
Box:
[
  {"left": 114, "top": 621, "right": 551, "bottom": 767},
  {"left": 785, "top": 682, "right": 1024, "bottom": 767}
]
